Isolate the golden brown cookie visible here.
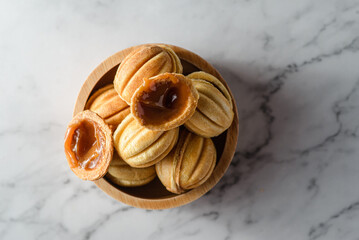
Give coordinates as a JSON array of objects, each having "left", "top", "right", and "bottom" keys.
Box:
[
  {"left": 114, "top": 45, "right": 183, "bottom": 104},
  {"left": 185, "top": 71, "right": 234, "bottom": 137},
  {"left": 155, "top": 129, "right": 216, "bottom": 194},
  {"left": 113, "top": 114, "right": 179, "bottom": 168},
  {"left": 131, "top": 73, "right": 199, "bottom": 131},
  {"left": 64, "top": 110, "right": 113, "bottom": 181},
  {"left": 106, "top": 152, "right": 156, "bottom": 187},
  {"left": 157, "top": 44, "right": 183, "bottom": 73},
  {"left": 85, "top": 84, "right": 130, "bottom": 131}
]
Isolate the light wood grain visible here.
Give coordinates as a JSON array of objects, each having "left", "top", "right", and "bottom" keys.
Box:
[{"left": 73, "top": 44, "right": 239, "bottom": 209}]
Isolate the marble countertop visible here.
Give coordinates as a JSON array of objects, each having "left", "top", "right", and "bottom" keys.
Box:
[{"left": 1, "top": 0, "right": 359, "bottom": 239}]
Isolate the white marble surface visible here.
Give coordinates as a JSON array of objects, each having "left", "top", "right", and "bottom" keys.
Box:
[{"left": 1, "top": 0, "right": 359, "bottom": 239}]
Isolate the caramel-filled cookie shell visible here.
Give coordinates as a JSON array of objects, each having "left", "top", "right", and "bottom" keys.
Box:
[
  {"left": 131, "top": 73, "right": 199, "bottom": 131},
  {"left": 64, "top": 110, "right": 113, "bottom": 181}
]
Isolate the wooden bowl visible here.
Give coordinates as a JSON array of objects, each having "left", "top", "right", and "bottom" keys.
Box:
[{"left": 73, "top": 44, "right": 239, "bottom": 209}]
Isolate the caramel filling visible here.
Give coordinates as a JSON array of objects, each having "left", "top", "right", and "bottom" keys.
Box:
[
  {"left": 64, "top": 119, "right": 105, "bottom": 170},
  {"left": 136, "top": 78, "right": 191, "bottom": 125}
]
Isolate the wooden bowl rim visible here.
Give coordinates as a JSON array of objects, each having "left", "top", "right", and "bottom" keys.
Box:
[{"left": 73, "top": 44, "right": 239, "bottom": 209}]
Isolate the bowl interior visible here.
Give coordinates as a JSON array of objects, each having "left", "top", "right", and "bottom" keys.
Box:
[{"left": 87, "top": 59, "right": 227, "bottom": 199}]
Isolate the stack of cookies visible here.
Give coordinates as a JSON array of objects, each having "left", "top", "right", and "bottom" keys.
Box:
[{"left": 64, "top": 45, "right": 234, "bottom": 194}]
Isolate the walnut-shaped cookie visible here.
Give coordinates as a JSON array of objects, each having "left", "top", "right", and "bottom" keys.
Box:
[
  {"left": 106, "top": 152, "right": 156, "bottom": 187},
  {"left": 155, "top": 129, "right": 216, "bottom": 194},
  {"left": 113, "top": 114, "right": 179, "bottom": 168},
  {"left": 85, "top": 84, "right": 130, "bottom": 131},
  {"left": 64, "top": 110, "right": 113, "bottom": 180},
  {"left": 131, "top": 73, "right": 199, "bottom": 131},
  {"left": 184, "top": 71, "right": 234, "bottom": 137},
  {"left": 157, "top": 44, "right": 182, "bottom": 73},
  {"left": 114, "top": 45, "right": 183, "bottom": 104}
]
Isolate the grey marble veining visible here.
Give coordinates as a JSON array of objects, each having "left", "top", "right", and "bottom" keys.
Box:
[{"left": 1, "top": 0, "right": 359, "bottom": 239}]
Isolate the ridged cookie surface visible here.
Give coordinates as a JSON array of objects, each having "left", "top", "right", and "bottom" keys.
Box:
[
  {"left": 106, "top": 152, "right": 156, "bottom": 187},
  {"left": 113, "top": 114, "right": 179, "bottom": 168},
  {"left": 155, "top": 129, "right": 216, "bottom": 194},
  {"left": 85, "top": 84, "right": 130, "bottom": 131},
  {"left": 114, "top": 45, "right": 183, "bottom": 104},
  {"left": 185, "top": 72, "right": 234, "bottom": 137}
]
